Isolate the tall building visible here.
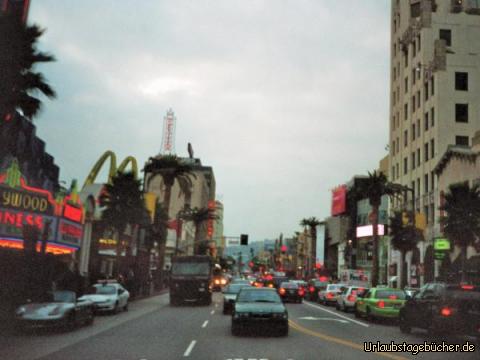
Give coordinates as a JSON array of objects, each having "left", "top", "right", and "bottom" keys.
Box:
[
  {"left": 212, "top": 200, "right": 224, "bottom": 256},
  {"left": 388, "top": 0, "right": 480, "bottom": 280}
]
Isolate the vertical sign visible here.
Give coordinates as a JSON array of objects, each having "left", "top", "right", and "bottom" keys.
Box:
[
  {"left": 160, "top": 109, "right": 176, "bottom": 154},
  {"left": 331, "top": 185, "right": 347, "bottom": 216}
]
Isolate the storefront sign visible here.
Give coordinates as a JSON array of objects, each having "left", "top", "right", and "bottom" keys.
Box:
[
  {"left": 57, "top": 219, "right": 83, "bottom": 247},
  {"left": 434, "top": 237, "right": 450, "bottom": 251},
  {"left": 356, "top": 224, "right": 385, "bottom": 238}
]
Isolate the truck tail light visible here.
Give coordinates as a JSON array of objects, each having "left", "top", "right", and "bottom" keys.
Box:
[
  {"left": 441, "top": 307, "right": 453, "bottom": 317},
  {"left": 309, "top": 286, "right": 315, "bottom": 293}
]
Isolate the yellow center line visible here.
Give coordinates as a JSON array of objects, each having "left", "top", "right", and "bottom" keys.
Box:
[{"left": 288, "top": 320, "right": 408, "bottom": 360}]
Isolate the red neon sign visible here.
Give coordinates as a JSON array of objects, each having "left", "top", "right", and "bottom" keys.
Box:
[
  {"left": 0, "top": 238, "right": 75, "bottom": 255},
  {"left": 63, "top": 204, "right": 83, "bottom": 222}
]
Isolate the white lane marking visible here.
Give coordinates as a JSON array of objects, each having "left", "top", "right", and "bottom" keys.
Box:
[
  {"left": 202, "top": 320, "right": 209, "bottom": 328},
  {"left": 298, "top": 316, "right": 348, "bottom": 323},
  {"left": 183, "top": 340, "right": 196, "bottom": 357},
  {"left": 210, "top": 310, "right": 215, "bottom": 315},
  {"left": 303, "top": 301, "right": 370, "bottom": 327}
]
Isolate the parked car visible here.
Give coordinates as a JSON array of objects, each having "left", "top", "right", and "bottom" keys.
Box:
[
  {"left": 222, "top": 283, "right": 252, "bottom": 314},
  {"left": 230, "top": 279, "right": 251, "bottom": 286},
  {"left": 79, "top": 282, "right": 129, "bottom": 314},
  {"left": 404, "top": 287, "right": 420, "bottom": 298},
  {"left": 305, "top": 279, "right": 328, "bottom": 301},
  {"left": 318, "top": 284, "right": 347, "bottom": 305},
  {"left": 278, "top": 282, "right": 304, "bottom": 303},
  {"left": 231, "top": 287, "right": 288, "bottom": 336},
  {"left": 399, "top": 283, "right": 480, "bottom": 344},
  {"left": 15, "top": 290, "right": 94, "bottom": 331},
  {"left": 336, "top": 286, "right": 368, "bottom": 312},
  {"left": 355, "top": 287, "right": 406, "bottom": 321}
]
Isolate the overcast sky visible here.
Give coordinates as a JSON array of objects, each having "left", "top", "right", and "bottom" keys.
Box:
[{"left": 29, "top": 0, "right": 391, "bottom": 242}]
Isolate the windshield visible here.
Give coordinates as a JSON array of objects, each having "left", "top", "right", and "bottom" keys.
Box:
[
  {"left": 171, "top": 262, "right": 210, "bottom": 276},
  {"left": 49, "top": 291, "right": 75, "bottom": 303},
  {"left": 280, "top": 282, "right": 298, "bottom": 289},
  {"left": 237, "top": 290, "right": 281, "bottom": 303},
  {"left": 225, "top": 284, "right": 250, "bottom": 294},
  {"left": 94, "top": 285, "right": 116, "bottom": 295}
]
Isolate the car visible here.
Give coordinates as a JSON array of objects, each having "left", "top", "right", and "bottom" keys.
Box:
[
  {"left": 79, "top": 282, "right": 130, "bottom": 313},
  {"left": 212, "top": 275, "right": 228, "bottom": 291},
  {"left": 254, "top": 276, "right": 275, "bottom": 288},
  {"left": 399, "top": 283, "right": 480, "bottom": 344},
  {"left": 305, "top": 279, "right": 329, "bottom": 301},
  {"left": 278, "top": 282, "right": 304, "bottom": 303},
  {"left": 318, "top": 284, "right": 347, "bottom": 305},
  {"left": 354, "top": 287, "right": 406, "bottom": 321},
  {"left": 15, "top": 290, "right": 94, "bottom": 331},
  {"left": 222, "top": 283, "right": 252, "bottom": 314},
  {"left": 336, "top": 286, "right": 368, "bottom": 312},
  {"left": 231, "top": 287, "right": 288, "bottom": 337},
  {"left": 290, "top": 280, "right": 308, "bottom": 291},
  {"left": 230, "top": 279, "right": 251, "bottom": 286},
  {"left": 403, "top": 287, "right": 419, "bottom": 298}
]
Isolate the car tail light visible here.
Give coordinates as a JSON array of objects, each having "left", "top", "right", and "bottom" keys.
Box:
[
  {"left": 309, "top": 286, "right": 315, "bottom": 293},
  {"left": 298, "top": 288, "right": 305, "bottom": 296},
  {"left": 377, "top": 301, "right": 385, "bottom": 309},
  {"left": 279, "top": 288, "right": 286, "bottom": 295},
  {"left": 347, "top": 295, "right": 356, "bottom": 302},
  {"left": 461, "top": 284, "right": 474, "bottom": 290},
  {"left": 326, "top": 292, "right": 334, "bottom": 299},
  {"left": 267, "top": 284, "right": 274, "bottom": 288},
  {"left": 440, "top": 307, "right": 453, "bottom": 317}
]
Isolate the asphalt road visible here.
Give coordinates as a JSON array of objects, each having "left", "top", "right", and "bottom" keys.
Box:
[{"left": 1, "top": 293, "right": 478, "bottom": 360}]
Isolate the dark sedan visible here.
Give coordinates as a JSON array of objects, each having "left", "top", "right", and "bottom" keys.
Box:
[
  {"left": 278, "top": 282, "right": 304, "bottom": 303},
  {"left": 222, "top": 283, "right": 251, "bottom": 314},
  {"left": 231, "top": 287, "right": 288, "bottom": 336}
]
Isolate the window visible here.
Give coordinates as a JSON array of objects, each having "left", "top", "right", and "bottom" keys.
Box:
[
  {"left": 431, "top": 171, "right": 435, "bottom": 191},
  {"left": 417, "top": 148, "right": 420, "bottom": 166},
  {"left": 424, "top": 143, "right": 429, "bottom": 161},
  {"left": 396, "top": 163, "right": 399, "bottom": 178},
  {"left": 417, "top": 178, "right": 420, "bottom": 196},
  {"left": 455, "top": 72, "right": 468, "bottom": 91},
  {"left": 411, "top": 2, "right": 421, "bottom": 18},
  {"left": 405, "top": 77, "right": 408, "bottom": 93},
  {"left": 404, "top": 157, "right": 408, "bottom": 175},
  {"left": 417, "top": 90, "right": 420, "bottom": 108},
  {"left": 439, "top": 29, "right": 451, "bottom": 46},
  {"left": 412, "top": 95, "right": 416, "bottom": 112},
  {"left": 392, "top": 91, "right": 396, "bottom": 105},
  {"left": 424, "top": 82, "right": 429, "bottom": 101},
  {"left": 404, "top": 130, "right": 408, "bottom": 147},
  {"left": 396, "top": 137, "right": 399, "bottom": 153},
  {"left": 417, "top": 35, "right": 421, "bottom": 51},
  {"left": 412, "top": 68, "right": 416, "bottom": 85},
  {"left": 431, "top": 139, "right": 435, "bottom": 158},
  {"left": 392, "top": 166, "right": 395, "bottom": 180},
  {"left": 424, "top": 174, "right": 429, "bottom": 194},
  {"left": 430, "top": 203, "right": 435, "bottom": 223},
  {"left": 413, "top": 41, "right": 417, "bottom": 57},
  {"left": 431, "top": 76, "right": 435, "bottom": 95},
  {"left": 411, "top": 181, "right": 416, "bottom": 200},
  {"left": 404, "top": 103, "right": 408, "bottom": 120},
  {"left": 417, "top": 119, "right": 420, "bottom": 137},
  {"left": 393, "top": 66, "right": 396, "bottom": 80},
  {"left": 431, "top": 107, "right": 435, "bottom": 127},
  {"left": 412, "top": 124, "right": 416, "bottom": 140},
  {"left": 424, "top": 112, "right": 429, "bottom": 131},
  {"left": 412, "top": 152, "right": 416, "bottom": 169},
  {"left": 405, "top": 49, "right": 409, "bottom": 67},
  {"left": 456, "top": 136, "right": 469, "bottom": 146},
  {"left": 424, "top": 205, "right": 429, "bottom": 224},
  {"left": 455, "top": 104, "right": 468, "bottom": 123}
]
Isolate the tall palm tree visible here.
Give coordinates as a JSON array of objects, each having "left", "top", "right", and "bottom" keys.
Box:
[
  {"left": 149, "top": 202, "right": 169, "bottom": 287},
  {"left": 389, "top": 211, "right": 422, "bottom": 288},
  {"left": 439, "top": 183, "right": 480, "bottom": 282},
  {"left": 300, "top": 217, "right": 322, "bottom": 275},
  {"left": 99, "top": 171, "right": 146, "bottom": 275},
  {"left": 357, "top": 171, "right": 399, "bottom": 287},
  {"left": 0, "top": 13, "right": 56, "bottom": 121},
  {"left": 181, "top": 206, "right": 218, "bottom": 255},
  {"left": 144, "top": 155, "right": 195, "bottom": 217}
]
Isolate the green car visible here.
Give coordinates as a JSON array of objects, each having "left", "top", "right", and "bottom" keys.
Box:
[{"left": 354, "top": 287, "right": 406, "bottom": 320}]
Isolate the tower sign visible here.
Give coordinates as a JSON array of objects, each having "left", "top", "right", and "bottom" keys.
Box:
[{"left": 160, "top": 109, "right": 176, "bottom": 155}]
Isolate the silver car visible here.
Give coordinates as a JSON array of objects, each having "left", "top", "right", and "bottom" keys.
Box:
[
  {"left": 318, "top": 284, "right": 347, "bottom": 305},
  {"left": 79, "top": 282, "right": 130, "bottom": 313},
  {"left": 15, "top": 290, "right": 94, "bottom": 331},
  {"left": 336, "top": 286, "right": 368, "bottom": 312}
]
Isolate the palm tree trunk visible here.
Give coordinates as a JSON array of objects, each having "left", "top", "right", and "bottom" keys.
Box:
[
  {"left": 115, "top": 230, "right": 122, "bottom": 276},
  {"left": 311, "top": 227, "right": 317, "bottom": 274},
  {"left": 371, "top": 206, "right": 379, "bottom": 287},
  {"left": 159, "top": 182, "right": 173, "bottom": 263},
  {"left": 461, "top": 245, "right": 467, "bottom": 283},
  {"left": 399, "top": 249, "right": 406, "bottom": 289}
]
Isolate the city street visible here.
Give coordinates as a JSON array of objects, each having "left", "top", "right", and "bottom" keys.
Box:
[{"left": 1, "top": 292, "right": 477, "bottom": 360}]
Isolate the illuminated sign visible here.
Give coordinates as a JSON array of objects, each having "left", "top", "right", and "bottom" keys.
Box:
[
  {"left": 331, "top": 185, "right": 347, "bottom": 216},
  {"left": 207, "top": 200, "right": 215, "bottom": 239},
  {"left": 434, "top": 237, "right": 450, "bottom": 251},
  {"left": 0, "top": 237, "right": 75, "bottom": 255},
  {"left": 161, "top": 109, "right": 176, "bottom": 154},
  {"left": 356, "top": 224, "right": 385, "bottom": 238},
  {"left": 57, "top": 219, "right": 82, "bottom": 247},
  {"left": 0, "top": 208, "right": 57, "bottom": 241},
  {"left": 63, "top": 203, "right": 83, "bottom": 222}
]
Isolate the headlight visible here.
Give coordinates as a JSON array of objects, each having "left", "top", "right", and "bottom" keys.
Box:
[
  {"left": 48, "top": 306, "right": 62, "bottom": 316},
  {"left": 220, "top": 279, "right": 227, "bottom": 285},
  {"left": 273, "top": 312, "right": 288, "bottom": 319},
  {"left": 233, "top": 312, "right": 249, "bottom": 319},
  {"left": 215, "top": 279, "right": 220, "bottom": 284},
  {"left": 16, "top": 306, "right": 26, "bottom": 316}
]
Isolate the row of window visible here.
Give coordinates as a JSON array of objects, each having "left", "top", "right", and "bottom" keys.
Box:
[{"left": 391, "top": 107, "right": 435, "bottom": 154}]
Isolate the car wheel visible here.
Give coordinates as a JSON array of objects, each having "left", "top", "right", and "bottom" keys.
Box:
[
  {"left": 399, "top": 316, "right": 411, "bottom": 334},
  {"left": 342, "top": 303, "right": 348, "bottom": 312},
  {"left": 113, "top": 302, "right": 119, "bottom": 314},
  {"left": 123, "top": 302, "right": 129, "bottom": 312},
  {"left": 366, "top": 307, "right": 374, "bottom": 322},
  {"left": 86, "top": 309, "right": 94, "bottom": 325},
  {"left": 335, "top": 302, "right": 340, "bottom": 310},
  {"left": 65, "top": 313, "right": 76, "bottom": 331},
  {"left": 354, "top": 304, "right": 361, "bottom": 318},
  {"left": 231, "top": 323, "right": 241, "bottom": 336}
]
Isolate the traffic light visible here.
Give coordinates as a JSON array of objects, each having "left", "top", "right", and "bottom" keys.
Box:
[{"left": 240, "top": 234, "right": 248, "bottom": 245}]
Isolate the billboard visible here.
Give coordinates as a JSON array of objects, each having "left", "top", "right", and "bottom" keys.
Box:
[
  {"left": 331, "top": 185, "right": 347, "bottom": 216},
  {"left": 356, "top": 224, "right": 385, "bottom": 238}
]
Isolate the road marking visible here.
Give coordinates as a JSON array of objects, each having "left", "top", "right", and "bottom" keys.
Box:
[
  {"left": 183, "top": 340, "right": 196, "bottom": 357},
  {"left": 202, "top": 320, "right": 209, "bottom": 328},
  {"left": 298, "top": 316, "right": 348, "bottom": 323},
  {"left": 210, "top": 310, "right": 215, "bottom": 315},
  {"left": 289, "top": 320, "right": 407, "bottom": 360},
  {"left": 303, "top": 301, "right": 369, "bottom": 327}
]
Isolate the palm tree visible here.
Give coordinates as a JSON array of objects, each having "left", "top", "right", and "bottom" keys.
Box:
[
  {"left": 0, "top": 13, "right": 56, "bottom": 121},
  {"left": 181, "top": 206, "right": 218, "bottom": 255},
  {"left": 357, "top": 171, "right": 399, "bottom": 287},
  {"left": 300, "top": 217, "right": 322, "bottom": 276},
  {"left": 149, "top": 202, "right": 169, "bottom": 287},
  {"left": 439, "top": 183, "right": 480, "bottom": 282},
  {"left": 389, "top": 211, "right": 422, "bottom": 288},
  {"left": 99, "top": 171, "right": 146, "bottom": 275},
  {"left": 144, "top": 155, "right": 195, "bottom": 217}
]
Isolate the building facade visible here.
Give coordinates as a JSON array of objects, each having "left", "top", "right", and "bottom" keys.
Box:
[{"left": 388, "top": 0, "right": 480, "bottom": 281}]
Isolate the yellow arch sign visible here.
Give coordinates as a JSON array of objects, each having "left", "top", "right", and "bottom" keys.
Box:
[{"left": 82, "top": 151, "right": 138, "bottom": 189}]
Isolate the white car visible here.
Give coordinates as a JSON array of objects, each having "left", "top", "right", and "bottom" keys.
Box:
[
  {"left": 336, "top": 286, "right": 368, "bottom": 312},
  {"left": 318, "top": 284, "right": 347, "bottom": 305},
  {"left": 79, "top": 283, "right": 130, "bottom": 314}
]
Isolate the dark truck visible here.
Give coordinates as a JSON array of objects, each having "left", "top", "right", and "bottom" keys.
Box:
[{"left": 170, "top": 255, "right": 212, "bottom": 306}]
